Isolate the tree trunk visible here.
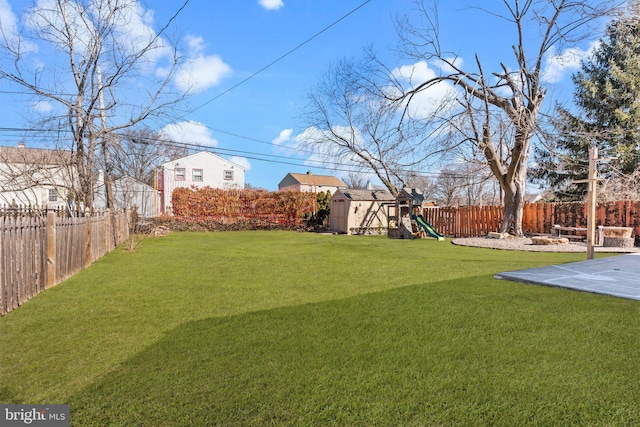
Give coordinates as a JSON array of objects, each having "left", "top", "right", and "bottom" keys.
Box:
[
  {"left": 499, "top": 147, "right": 528, "bottom": 236},
  {"left": 500, "top": 184, "right": 525, "bottom": 236}
]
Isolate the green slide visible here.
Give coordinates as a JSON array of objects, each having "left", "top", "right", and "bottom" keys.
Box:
[{"left": 412, "top": 214, "right": 446, "bottom": 241}]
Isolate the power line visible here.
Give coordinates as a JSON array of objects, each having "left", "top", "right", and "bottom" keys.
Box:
[
  {"left": 0, "top": 124, "right": 634, "bottom": 181},
  {"left": 184, "top": 0, "right": 373, "bottom": 115},
  {"left": 0, "top": 126, "right": 459, "bottom": 178},
  {"left": 0, "top": 1, "right": 374, "bottom": 157}
]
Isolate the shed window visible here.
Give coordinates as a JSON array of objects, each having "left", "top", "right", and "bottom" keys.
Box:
[
  {"left": 193, "top": 169, "right": 203, "bottom": 182},
  {"left": 224, "top": 170, "right": 234, "bottom": 181}
]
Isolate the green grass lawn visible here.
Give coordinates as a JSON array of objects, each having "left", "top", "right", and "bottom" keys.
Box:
[{"left": 2, "top": 231, "right": 640, "bottom": 426}]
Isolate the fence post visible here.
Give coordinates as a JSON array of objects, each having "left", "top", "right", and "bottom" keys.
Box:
[
  {"left": 46, "top": 211, "right": 56, "bottom": 289},
  {"left": 107, "top": 209, "right": 114, "bottom": 250},
  {"left": 85, "top": 208, "right": 92, "bottom": 268}
]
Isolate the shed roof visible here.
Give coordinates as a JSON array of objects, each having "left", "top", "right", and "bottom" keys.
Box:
[{"left": 336, "top": 189, "right": 395, "bottom": 201}]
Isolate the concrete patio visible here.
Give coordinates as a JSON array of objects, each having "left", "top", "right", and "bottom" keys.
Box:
[{"left": 495, "top": 253, "right": 640, "bottom": 300}]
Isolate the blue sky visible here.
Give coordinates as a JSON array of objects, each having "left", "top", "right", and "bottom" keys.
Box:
[{"left": 0, "top": 0, "right": 611, "bottom": 190}]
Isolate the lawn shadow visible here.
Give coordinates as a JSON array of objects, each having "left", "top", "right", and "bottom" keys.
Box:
[{"left": 68, "top": 276, "right": 640, "bottom": 426}]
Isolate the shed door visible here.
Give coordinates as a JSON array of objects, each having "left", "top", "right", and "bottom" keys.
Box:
[{"left": 332, "top": 199, "right": 347, "bottom": 233}]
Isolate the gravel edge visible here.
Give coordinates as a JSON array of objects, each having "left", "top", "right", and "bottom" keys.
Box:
[{"left": 451, "top": 237, "right": 640, "bottom": 253}]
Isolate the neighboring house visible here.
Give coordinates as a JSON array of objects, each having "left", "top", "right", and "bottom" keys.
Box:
[
  {"left": 0, "top": 143, "right": 76, "bottom": 209},
  {"left": 94, "top": 174, "right": 159, "bottom": 218},
  {"left": 330, "top": 188, "right": 395, "bottom": 234},
  {"left": 158, "top": 151, "right": 246, "bottom": 215},
  {"left": 278, "top": 171, "right": 346, "bottom": 194}
]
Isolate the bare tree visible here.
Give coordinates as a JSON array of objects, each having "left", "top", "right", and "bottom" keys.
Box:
[
  {"left": 0, "top": 0, "right": 188, "bottom": 211},
  {"left": 433, "top": 168, "right": 461, "bottom": 206},
  {"left": 108, "top": 129, "right": 189, "bottom": 186},
  {"left": 392, "top": 0, "right": 621, "bottom": 235},
  {"left": 457, "top": 162, "right": 497, "bottom": 206},
  {"left": 300, "top": 53, "right": 453, "bottom": 196},
  {"left": 341, "top": 170, "right": 369, "bottom": 190},
  {"left": 599, "top": 167, "right": 640, "bottom": 202},
  {"left": 404, "top": 173, "right": 437, "bottom": 200},
  {"left": 431, "top": 162, "right": 505, "bottom": 207}
]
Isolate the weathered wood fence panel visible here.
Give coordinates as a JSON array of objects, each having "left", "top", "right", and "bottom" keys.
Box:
[
  {"left": 0, "top": 215, "right": 47, "bottom": 315},
  {"left": 1, "top": 210, "right": 129, "bottom": 316},
  {"left": 423, "top": 201, "right": 640, "bottom": 240},
  {"left": 55, "top": 216, "right": 86, "bottom": 283}
]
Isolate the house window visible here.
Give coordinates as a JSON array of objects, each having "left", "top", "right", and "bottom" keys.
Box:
[
  {"left": 193, "top": 169, "right": 203, "bottom": 182},
  {"left": 48, "top": 189, "right": 58, "bottom": 202},
  {"left": 175, "top": 168, "right": 186, "bottom": 181},
  {"left": 224, "top": 170, "right": 234, "bottom": 181}
]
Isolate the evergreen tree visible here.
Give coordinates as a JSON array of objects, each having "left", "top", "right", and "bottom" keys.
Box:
[
  {"left": 534, "top": 4, "right": 640, "bottom": 200},
  {"left": 316, "top": 191, "right": 332, "bottom": 224},
  {"left": 532, "top": 108, "right": 591, "bottom": 201}
]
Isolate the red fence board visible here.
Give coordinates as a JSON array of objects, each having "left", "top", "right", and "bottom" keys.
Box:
[{"left": 422, "top": 201, "right": 640, "bottom": 242}]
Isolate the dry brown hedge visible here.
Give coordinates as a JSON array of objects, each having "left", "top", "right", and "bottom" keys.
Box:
[{"left": 168, "top": 187, "right": 316, "bottom": 230}]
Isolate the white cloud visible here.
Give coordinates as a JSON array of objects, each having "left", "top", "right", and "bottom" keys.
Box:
[
  {"left": 111, "top": 1, "right": 169, "bottom": 61},
  {"left": 1, "top": 0, "right": 38, "bottom": 53},
  {"left": 174, "top": 54, "right": 232, "bottom": 93},
  {"left": 21, "top": 1, "right": 231, "bottom": 95},
  {"left": 391, "top": 61, "right": 459, "bottom": 119},
  {"left": 185, "top": 35, "right": 205, "bottom": 53},
  {"left": 173, "top": 34, "right": 232, "bottom": 93},
  {"left": 438, "top": 56, "right": 464, "bottom": 74},
  {"left": 295, "top": 126, "right": 322, "bottom": 143},
  {"left": 258, "top": 0, "right": 284, "bottom": 11},
  {"left": 0, "top": 0, "right": 19, "bottom": 43},
  {"left": 295, "top": 126, "right": 366, "bottom": 169},
  {"left": 272, "top": 129, "right": 293, "bottom": 145},
  {"left": 231, "top": 156, "right": 251, "bottom": 170},
  {"left": 25, "top": 0, "right": 171, "bottom": 63},
  {"left": 160, "top": 121, "right": 218, "bottom": 146},
  {"left": 33, "top": 100, "right": 53, "bottom": 113},
  {"left": 542, "top": 42, "right": 598, "bottom": 84},
  {"left": 392, "top": 61, "right": 438, "bottom": 85}
]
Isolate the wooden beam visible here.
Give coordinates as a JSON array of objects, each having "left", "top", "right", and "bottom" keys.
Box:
[{"left": 586, "top": 147, "right": 598, "bottom": 260}]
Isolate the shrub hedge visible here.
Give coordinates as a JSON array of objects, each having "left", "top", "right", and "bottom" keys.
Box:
[{"left": 166, "top": 187, "right": 316, "bottom": 230}]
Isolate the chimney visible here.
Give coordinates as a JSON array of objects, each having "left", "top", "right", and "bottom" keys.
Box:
[
  {"left": 306, "top": 170, "right": 311, "bottom": 175},
  {"left": 17, "top": 142, "right": 25, "bottom": 148}
]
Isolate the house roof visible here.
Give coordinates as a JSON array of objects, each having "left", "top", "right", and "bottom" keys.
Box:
[
  {"left": 280, "top": 172, "right": 346, "bottom": 187},
  {"left": 336, "top": 189, "right": 395, "bottom": 202},
  {"left": 160, "top": 150, "right": 246, "bottom": 170},
  {"left": 0, "top": 146, "right": 73, "bottom": 165}
]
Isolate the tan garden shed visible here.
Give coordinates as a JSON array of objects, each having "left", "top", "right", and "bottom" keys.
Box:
[{"left": 330, "top": 189, "right": 395, "bottom": 234}]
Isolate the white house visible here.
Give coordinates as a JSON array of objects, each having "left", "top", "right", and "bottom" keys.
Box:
[
  {"left": 278, "top": 172, "right": 346, "bottom": 195},
  {"left": 158, "top": 151, "right": 246, "bottom": 215},
  {"left": 0, "top": 144, "right": 76, "bottom": 209}
]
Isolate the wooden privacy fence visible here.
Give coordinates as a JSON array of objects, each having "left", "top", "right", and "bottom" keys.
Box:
[
  {"left": 423, "top": 205, "right": 504, "bottom": 238},
  {"left": 0, "top": 210, "right": 129, "bottom": 315},
  {"left": 423, "top": 201, "right": 640, "bottom": 239}
]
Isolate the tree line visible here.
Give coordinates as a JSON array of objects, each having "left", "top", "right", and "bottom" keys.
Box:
[
  {"left": 301, "top": 0, "right": 633, "bottom": 236},
  {"left": 2, "top": 0, "right": 639, "bottom": 237}
]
